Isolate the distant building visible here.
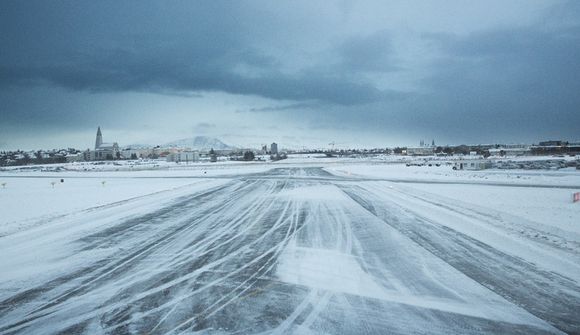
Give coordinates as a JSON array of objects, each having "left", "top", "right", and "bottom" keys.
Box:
[
  {"left": 406, "top": 147, "right": 434, "bottom": 156},
  {"left": 531, "top": 141, "right": 580, "bottom": 156},
  {"left": 539, "top": 140, "right": 566, "bottom": 146},
  {"left": 120, "top": 148, "right": 145, "bottom": 159},
  {"left": 88, "top": 127, "right": 120, "bottom": 160},
  {"left": 489, "top": 146, "right": 531, "bottom": 157},
  {"left": 95, "top": 127, "right": 103, "bottom": 149},
  {"left": 271, "top": 142, "right": 278, "bottom": 155},
  {"left": 454, "top": 160, "right": 492, "bottom": 170},
  {"left": 209, "top": 148, "right": 218, "bottom": 162},
  {"left": 166, "top": 151, "right": 199, "bottom": 163},
  {"left": 65, "top": 153, "right": 84, "bottom": 163},
  {"left": 569, "top": 143, "right": 580, "bottom": 155},
  {"left": 213, "top": 149, "right": 234, "bottom": 155}
]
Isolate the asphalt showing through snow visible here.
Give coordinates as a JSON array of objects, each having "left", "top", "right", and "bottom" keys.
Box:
[{"left": 0, "top": 167, "right": 578, "bottom": 334}]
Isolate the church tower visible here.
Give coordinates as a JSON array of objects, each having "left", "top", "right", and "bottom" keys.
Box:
[{"left": 95, "top": 126, "right": 103, "bottom": 149}]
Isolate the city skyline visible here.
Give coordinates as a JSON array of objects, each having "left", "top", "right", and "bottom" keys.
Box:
[{"left": 2, "top": 124, "right": 579, "bottom": 152}]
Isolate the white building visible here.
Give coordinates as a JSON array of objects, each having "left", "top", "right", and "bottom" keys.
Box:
[
  {"left": 454, "top": 160, "right": 492, "bottom": 170},
  {"left": 406, "top": 147, "right": 434, "bottom": 156},
  {"left": 88, "top": 127, "right": 120, "bottom": 160},
  {"left": 120, "top": 148, "right": 154, "bottom": 159},
  {"left": 166, "top": 151, "right": 200, "bottom": 163},
  {"left": 271, "top": 142, "right": 278, "bottom": 155}
]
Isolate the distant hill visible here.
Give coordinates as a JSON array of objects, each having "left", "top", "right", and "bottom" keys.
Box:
[{"left": 164, "top": 136, "right": 234, "bottom": 150}]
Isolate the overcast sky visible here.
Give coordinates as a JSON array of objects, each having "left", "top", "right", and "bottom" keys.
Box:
[{"left": 1, "top": 0, "right": 579, "bottom": 150}]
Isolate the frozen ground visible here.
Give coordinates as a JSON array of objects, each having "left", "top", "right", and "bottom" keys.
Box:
[
  {"left": 1, "top": 162, "right": 579, "bottom": 334},
  {"left": 326, "top": 163, "right": 580, "bottom": 187}
]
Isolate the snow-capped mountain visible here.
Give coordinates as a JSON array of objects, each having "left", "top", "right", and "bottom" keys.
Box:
[{"left": 164, "top": 136, "right": 234, "bottom": 150}]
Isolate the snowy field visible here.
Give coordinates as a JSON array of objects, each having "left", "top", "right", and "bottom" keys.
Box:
[{"left": 1, "top": 160, "right": 579, "bottom": 334}]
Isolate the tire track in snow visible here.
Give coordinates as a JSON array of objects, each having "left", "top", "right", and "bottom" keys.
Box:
[
  {"left": 1, "top": 167, "right": 571, "bottom": 334},
  {"left": 339, "top": 183, "right": 580, "bottom": 334},
  {"left": 0, "top": 176, "right": 314, "bottom": 334},
  {"left": 0, "top": 180, "right": 269, "bottom": 333}
]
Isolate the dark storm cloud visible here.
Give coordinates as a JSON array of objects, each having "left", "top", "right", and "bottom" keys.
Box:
[
  {"left": 274, "top": 5, "right": 580, "bottom": 145},
  {"left": 1, "top": 0, "right": 579, "bottom": 147},
  {"left": 335, "top": 30, "right": 399, "bottom": 73},
  {"left": 0, "top": 1, "right": 402, "bottom": 106},
  {"left": 414, "top": 22, "right": 580, "bottom": 141},
  {"left": 246, "top": 103, "right": 319, "bottom": 113},
  {"left": 0, "top": 47, "right": 398, "bottom": 106}
]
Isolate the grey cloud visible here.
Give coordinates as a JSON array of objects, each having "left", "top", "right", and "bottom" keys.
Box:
[
  {"left": 191, "top": 122, "right": 217, "bottom": 135},
  {"left": 0, "top": 1, "right": 401, "bottom": 106},
  {"left": 415, "top": 22, "right": 580, "bottom": 141},
  {"left": 0, "top": 42, "right": 397, "bottom": 106},
  {"left": 336, "top": 30, "right": 399, "bottom": 73},
  {"left": 246, "top": 103, "right": 320, "bottom": 113},
  {"left": 1, "top": 0, "right": 579, "bottom": 148}
]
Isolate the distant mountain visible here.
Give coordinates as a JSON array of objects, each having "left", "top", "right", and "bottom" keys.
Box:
[{"left": 164, "top": 136, "right": 234, "bottom": 150}]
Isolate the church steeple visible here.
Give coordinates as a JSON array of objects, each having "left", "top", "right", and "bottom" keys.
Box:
[{"left": 95, "top": 126, "right": 103, "bottom": 149}]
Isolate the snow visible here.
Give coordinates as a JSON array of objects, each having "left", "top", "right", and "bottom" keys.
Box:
[
  {"left": 326, "top": 162, "right": 580, "bottom": 187},
  {"left": 325, "top": 162, "right": 580, "bottom": 280},
  {"left": 0, "top": 161, "right": 273, "bottom": 237},
  {"left": 0, "top": 178, "right": 230, "bottom": 284},
  {"left": 0, "top": 177, "right": 226, "bottom": 236},
  {"left": 1, "top": 159, "right": 579, "bottom": 334},
  {"left": 0, "top": 159, "right": 272, "bottom": 175},
  {"left": 275, "top": 180, "right": 561, "bottom": 332},
  {"left": 277, "top": 242, "right": 552, "bottom": 328},
  {"left": 278, "top": 245, "right": 386, "bottom": 298},
  {"left": 398, "top": 183, "right": 580, "bottom": 234}
]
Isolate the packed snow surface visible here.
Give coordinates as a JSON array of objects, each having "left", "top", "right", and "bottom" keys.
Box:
[{"left": 1, "top": 161, "right": 579, "bottom": 334}]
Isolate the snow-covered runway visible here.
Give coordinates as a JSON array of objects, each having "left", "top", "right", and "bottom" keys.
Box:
[{"left": 1, "top": 167, "right": 579, "bottom": 334}]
